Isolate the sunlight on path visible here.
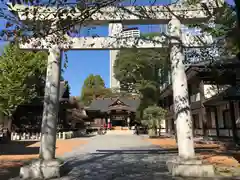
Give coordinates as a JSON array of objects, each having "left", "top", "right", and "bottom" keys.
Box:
[{"left": 146, "top": 137, "right": 240, "bottom": 167}]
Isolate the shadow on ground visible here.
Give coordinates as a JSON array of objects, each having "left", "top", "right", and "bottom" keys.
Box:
[
  {"left": 0, "top": 138, "right": 87, "bottom": 180},
  {"left": 0, "top": 160, "right": 33, "bottom": 180},
  {"left": 60, "top": 148, "right": 234, "bottom": 180},
  {"left": 77, "top": 134, "right": 96, "bottom": 138},
  {"left": 95, "top": 147, "right": 220, "bottom": 154},
  {"left": 0, "top": 141, "right": 39, "bottom": 156},
  {"left": 0, "top": 141, "right": 38, "bottom": 179},
  {"left": 62, "top": 148, "right": 174, "bottom": 180},
  {"left": 1, "top": 143, "right": 236, "bottom": 180}
]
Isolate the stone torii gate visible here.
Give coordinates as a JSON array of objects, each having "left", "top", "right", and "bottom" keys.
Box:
[{"left": 12, "top": 1, "right": 223, "bottom": 179}]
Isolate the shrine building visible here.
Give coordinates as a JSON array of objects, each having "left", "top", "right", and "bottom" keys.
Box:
[{"left": 86, "top": 97, "right": 140, "bottom": 130}]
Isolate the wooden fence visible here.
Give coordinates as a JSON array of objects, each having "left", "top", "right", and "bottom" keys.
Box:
[{"left": 10, "top": 130, "right": 86, "bottom": 141}]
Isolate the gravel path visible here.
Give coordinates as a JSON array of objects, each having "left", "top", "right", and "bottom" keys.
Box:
[{"left": 57, "top": 134, "right": 178, "bottom": 180}]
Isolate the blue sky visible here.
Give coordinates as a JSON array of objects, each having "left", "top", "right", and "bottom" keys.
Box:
[
  {"left": 63, "top": 24, "right": 165, "bottom": 96},
  {"left": 0, "top": 0, "right": 236, "bottom": 96},
  {"left": 63, "top": 0, "right": 174, "bottom": 96}
]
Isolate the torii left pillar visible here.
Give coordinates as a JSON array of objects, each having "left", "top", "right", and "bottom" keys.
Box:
[
  {"left": 39, "top": 45, "right": 61, "bottom": 160},
  {"left": 20, "top": 45, "right": 63, "bottom": 179}
]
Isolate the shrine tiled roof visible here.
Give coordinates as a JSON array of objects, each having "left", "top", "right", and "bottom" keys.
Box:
[
  {"left": 87, "top": 97, "right": 140, "bottom": 113},
  {"left": 204, "top": 85, "right": 240, "bottom": 106}
]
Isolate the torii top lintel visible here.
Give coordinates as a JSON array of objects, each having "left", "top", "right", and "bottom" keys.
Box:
[{"left": 11, "top": 0, "right": 223, "bottom": 25}]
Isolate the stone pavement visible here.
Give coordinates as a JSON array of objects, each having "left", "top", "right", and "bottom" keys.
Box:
[
  {"left": 58, "top": 134, "right": 233, "bottom": 180},
  {"left": 8, "top": 134, "right": 236, "bottom": 180},
  {"left": 59, "top": 134, "right": 176, "bottom": 180}
]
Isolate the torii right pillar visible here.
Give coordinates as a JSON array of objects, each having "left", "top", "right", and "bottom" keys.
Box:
[
  {"left": 166, "top": 17, "right": 215, "bottom": 177},
  {"left": 169, "top": 17, "right": 195, "bottom": 159}
]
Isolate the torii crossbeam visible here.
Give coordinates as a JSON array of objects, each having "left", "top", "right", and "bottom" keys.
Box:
[
  {"left": 19, "top": 34, "right": 214, "bottom": 50},
  {"left": 12, "top": 1, "right": 221, "bottom": 24}
]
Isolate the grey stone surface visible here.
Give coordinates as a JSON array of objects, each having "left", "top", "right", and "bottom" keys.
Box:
[
  {"left": 19, "top": 159, "right": 62, "bottom": 179},
  {"left": 52, "top": 135, "right": 233, "bottom": 180},
  {"left": 166, "top": 158, "right": 215, "bottom": 177},
  {"left": 57, "top": 135, "right": 174, "bottom": 180}
]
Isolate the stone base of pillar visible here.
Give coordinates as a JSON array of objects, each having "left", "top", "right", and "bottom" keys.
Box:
[
  {"left": 19, "top": 159, "right": 67, "bottom": 179},
  {"left": 166, "top": 157, "right": 215, "bottom": 177}
]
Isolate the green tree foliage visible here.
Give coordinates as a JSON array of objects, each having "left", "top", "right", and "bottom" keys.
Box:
[
  {"left": 83, "top": 74, "right": 105, "bottom": 88},
  {"left": 235, "top": 0, "right": 240, "bottom": 21},
  {"left": 114, "top": 35, "right": 169, "bottom": 118},
  {"left": 234, "top": 0, "right": 240, "bottom": 50},
  {"left": 0, "top": 44, "right": 47, "bottom": 117},
  {"left": 110, "top": 87, "right": 139, "bottom": 98},
  {"left": 62, "top": 81, "right": 71, "bottom": 98},
  {"left": 80, "top": 74, "right": 111, "bottom": 105},
  {"left": 186, "top": 1, "right": 238, "bottom": 57},
  {"left": 142, "top": 105, "right": 167, "bottom": 138}
]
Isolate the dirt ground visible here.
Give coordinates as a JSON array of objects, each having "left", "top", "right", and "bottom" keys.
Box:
[
  {"left": 147, "top": 137, "right": 240, "bottom": 167},
  {"left": 0, "top": 139, "right": 88, "bottom": 179}
]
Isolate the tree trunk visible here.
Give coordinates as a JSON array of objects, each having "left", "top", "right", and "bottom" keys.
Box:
[
  {"left": 199, "top": 80, "right": 208, "bottom": 139},
  {"left": 174, "top": 121, "right": 178, "bottom": 143},
  {"left": 39, "top": 45, "right": 61, "bottom": 160},
  {"left": 229, "top": 101, "right": 238, "bottom": 144},
  {"left": 0, "top": 112, "right": 4, "bottom": 128},
  {"left": 148, "top": 128, "right": 157, "bottom": 138},
  {"left": 7, "top": 117, "right": 12, "bottom": 132},
  {"left": 5, "top": 117, "right": 12, "bottom": 141},
  {"left": 169, "top": 17, "right": 195, "bottom": 159}
]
